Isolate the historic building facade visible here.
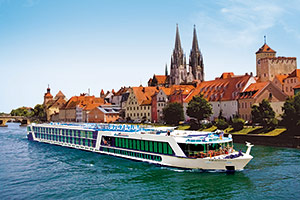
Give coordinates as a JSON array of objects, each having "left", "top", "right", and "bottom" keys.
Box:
[
  {"left": 43, "top": 86, "right": 67, "bottom": 121},
  {"left": 238, "top": 82, "right": 287, "bottom": 121},
  {"left": 256, "top": 41, "right": 297, "bottom": 82},
  {"left": 170, "top": 25, "right": 204, "bottom": 85}
]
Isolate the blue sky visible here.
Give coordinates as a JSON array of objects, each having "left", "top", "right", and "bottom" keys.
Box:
[{"left": 1, "top": 0, "right": 300, "bottom": 113}]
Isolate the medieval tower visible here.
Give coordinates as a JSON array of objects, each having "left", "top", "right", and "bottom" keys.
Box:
[
  {"left": 256, "top": 37, "right": 297, "bottom": 82},
  {"left": 170, "top": 25, "right": 204, "bottom": 85}
]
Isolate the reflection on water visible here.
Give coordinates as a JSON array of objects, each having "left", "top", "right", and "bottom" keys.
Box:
[{"left": 0, "top": 123, "right": 299, "bottom": 200}]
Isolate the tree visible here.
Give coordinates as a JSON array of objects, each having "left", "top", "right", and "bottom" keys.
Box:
[
  {"left": 232, "top": 117, "right": 245, "bottom": 131},
  {"left": 163, "top": 102, "right": 184, "bottom": 125},
  {"left": 215, "top": 119, "right": 228, "bottom": 130},
  {"left": 251, "top": 99, "right": 276, "bottom": 128},
  {"left": 10, "top": 107, "right": 32, "bottom": 117},
  {"left": 32, "top": 104, "right": 46, "bottom": 121},
  {"left": 187, "top": 95, "right": 212, "bottom": 125},
  {"left": 282, "top": 93, "right": 300, "bottom": 130}
]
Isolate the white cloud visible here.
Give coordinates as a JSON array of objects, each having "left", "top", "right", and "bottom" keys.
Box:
[{"left": 192, "top": 0, "right": 286, "bottom": 47}]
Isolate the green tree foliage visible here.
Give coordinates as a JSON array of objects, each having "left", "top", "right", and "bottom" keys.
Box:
[
  {"left": 32, "top": 104, "right": 46, "bottom": 121},
  {"left": 10, "top": 107, "right": 32, "bottom": 117},
  {"left": 251, "top": 99, "right": 276, "bottom": 128},
  {"left": 10, "top": 104, "right": 46, "bottom": 122},
  {"left": 232, "top": 117, "right": 245, "bottom": 131},
  {"left": 215, "top": 118, "right": 228, "bottom": 130},
  {"left": 163, "top": 102, "right": 184, "bottom": 125},
  {"left": 282, "top": 93, "right": 300, "bottom": 130},
  {"left": 187, "top": 95, "right": 212, "bottom": 125}
]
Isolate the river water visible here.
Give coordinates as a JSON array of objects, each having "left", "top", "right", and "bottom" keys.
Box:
[{"left": 0, "top": 123, "right": 299, "bottom": 200}]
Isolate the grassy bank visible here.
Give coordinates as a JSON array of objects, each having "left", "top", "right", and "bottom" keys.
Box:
[{"left": 175, "top": 125, "right": 286, "bottom": 136}]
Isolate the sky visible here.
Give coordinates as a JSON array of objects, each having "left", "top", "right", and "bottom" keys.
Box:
[{"left": 1, "top": 0, "right": 300, "bottom": 113}]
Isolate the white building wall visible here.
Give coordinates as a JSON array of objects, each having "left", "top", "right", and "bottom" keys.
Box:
[{"left": 210, "top": 100, "right": 238, "bottom": 120}]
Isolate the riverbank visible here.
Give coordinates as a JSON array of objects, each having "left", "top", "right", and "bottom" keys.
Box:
[{"left": 176, "top": 125, "right": 300, "bottom": 149}]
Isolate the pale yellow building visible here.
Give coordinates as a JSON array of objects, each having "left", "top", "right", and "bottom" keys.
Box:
[{"left": 125, "top": 86, "right": 159, "bottom": 121}]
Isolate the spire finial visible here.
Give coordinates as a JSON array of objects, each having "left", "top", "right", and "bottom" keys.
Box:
[
  {"left": 165, "top": 63, "right": 168, "bottom": 76},
  {"left": 264, "top": 35, "right": 266, "bottom": 44},
  {"left": 192, "top": 25, "right": 199, "bottom": 52},
  {"left": 174, "top": 24, "right": 182, "bottom": 52}
]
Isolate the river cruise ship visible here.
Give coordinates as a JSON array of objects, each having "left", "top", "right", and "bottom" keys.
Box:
[{"left": 27, "top": 123, "right": 253, "bottom": 171}]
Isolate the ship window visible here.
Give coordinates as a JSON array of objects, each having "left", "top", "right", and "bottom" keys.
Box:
[
  {"left": 122, "top": 138, "right": 125, "bottom": 148},
  {"left": 129, "top": 139, "right": 133, "bottom": 149},
  {"left": 125, "top": 138, "right": 129, "bottom": 148},
  {"left": 137, "top": 140, "right": 140, "bottom": 150},
  {"left": 168, "top": 145, "right": 173, "bottom": 155},
  {"left": 149, "top": 141, "right": 153, "bottom": 152},
  {"left": 115, "top": 137, "right": 119, "bottom": 147},
  {"left": 158, "top": 142, "right": 163, "bottom": 153},
  {"left": 153, "top": 142, "right": 158, "bottom": 153},
  {"left": 163, "top": 143, "right": 168, "bottom": 154},
  {"left": 133, "top": 139, "right": 136, "bottom": 149},
  {"left": 145, "top": 141, "right": 149, "bottom": 151},
  {"left": 140, "top": 140, "right": 145, "bottom": 151}
]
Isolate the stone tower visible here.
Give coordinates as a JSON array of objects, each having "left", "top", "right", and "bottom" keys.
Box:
[
  {"left": 188, "top": 25, "right": 204, "bottom": 82},
  {"left": 256, "top": 37, "right": 297, "bottom": 82},
  {"left": 170, "top": 24, "right": 187, "bottom": 85},
  {"left": 256, "top": 37, "right": 276, "bottom": 67},
  {"left": 43, "top": 85, "right": 53, "bottom": 106}
]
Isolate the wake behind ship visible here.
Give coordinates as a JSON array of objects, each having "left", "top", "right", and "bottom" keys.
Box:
[{"left": 27, "top": 123, "right": 253, "bottom": 171}]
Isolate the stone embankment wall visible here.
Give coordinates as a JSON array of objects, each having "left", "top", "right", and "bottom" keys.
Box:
[{"left": 225, "top": 131, "right": 300, "bottom": 149}]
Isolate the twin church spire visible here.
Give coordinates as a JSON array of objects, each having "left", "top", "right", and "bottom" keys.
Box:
[{"left": 170, "top": 24, "right": 204, "bottom": 85}]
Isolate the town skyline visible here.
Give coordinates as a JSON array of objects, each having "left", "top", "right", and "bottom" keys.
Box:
[{"left": 1, "top": 0, "right": 300, "bottom": 113}]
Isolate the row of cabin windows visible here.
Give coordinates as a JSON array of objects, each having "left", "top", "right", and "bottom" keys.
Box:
[
  {"left": 101, "top": 147, "right": 162, "bottom": 162},
  {"left": 127, "top": 106, "right": 150, "bottom": 111},
  {"left": 127, "top": 112, "right": 150, "bottom": 117},
  {"left": 102, "top": 136, "right": 174, "bottom": 155},
  {"left": 32, "top": 127, "right": 96, "bottom": 139},
  {"left": 34, "top": 133, "right": 96, "bottom": 147}
]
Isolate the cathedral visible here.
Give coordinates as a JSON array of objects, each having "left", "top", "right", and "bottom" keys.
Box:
[{"left": 170, "top": 25, "right": 204, "bottom": 85}]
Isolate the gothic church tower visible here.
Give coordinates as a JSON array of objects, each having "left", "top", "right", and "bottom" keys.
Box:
[
  {"left": 170, "top": 24, "right": 187, "bottom": 85},
  {"left": 188, "top": 25, "right": 204, "bottom": 82}
]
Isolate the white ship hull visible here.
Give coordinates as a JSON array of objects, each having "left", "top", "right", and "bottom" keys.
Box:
[{"left": 27, "top": 123, "right": 253, "bottom": 171}]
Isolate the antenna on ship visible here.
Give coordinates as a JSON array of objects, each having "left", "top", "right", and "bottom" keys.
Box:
[{"left": 264, "top": 35, "right": 266, "bottom": 44}]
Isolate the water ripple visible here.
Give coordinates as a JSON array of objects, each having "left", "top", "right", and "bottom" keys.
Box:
[{"left": 0, "top": 123, "right": 299, "bottom": 200}]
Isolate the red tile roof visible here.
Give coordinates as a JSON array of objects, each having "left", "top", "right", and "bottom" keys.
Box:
[
  {"left": 169, "top": 85, "right": 195, "bottom": 95},
  {"left": 294, "top": 84, "right": 300, "bottom": 89},
  {"left": 256, "top": 43, "right": 276, "bottom": 54},
  {"left": 274, "top": 74, "right": 288, "bottom": 84},
  {"left": 154, "top": 75, "right": 167, "bottom": 85},
  {"left": 114, "top": 87, "right": 129, "bottom": 96},
  {"left": 239, "top": 82, "right": 269, "bottom": 99},
  {"left": 64, "top": 95, "right": 105, "bottom": 109},
  {"left": 287, "top": 69, "right": 300, "bottom": 79},
  {"left": 54, "top": 90, "right": 65, "bottom": 99},
  {"left": 45, "top": 93, "right": 53, "bottom": 98},
  {"left": 132, "top": 86, "right": 160, "bottom": 105},
  {"left": 184, "top": 73, "right": 253, "bottom": 102}
]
